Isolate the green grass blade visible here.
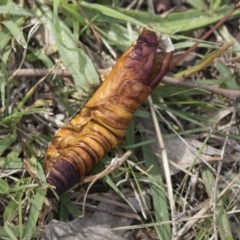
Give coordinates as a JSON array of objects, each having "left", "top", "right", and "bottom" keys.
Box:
[
  {"left": 23, "top": 189, "right": 46, "bottom": 240},
  {"left": 1, "top": 20, "right": 27, "bottom": 48},
  {"left": 201, "top": 167, "right": 233, "bottom": 240},
  {"left": 0, "top": 179, "right": 9, "bottom": 194},
  {"left": 185, "top": 0, "right": 208, "bottom": 10},
  {"left": 4, "top": 223, "right": 18, "bottom": 240},
  {"left": 141, "top": 134, "right": 171, "bottom": 240},
  {"left": 4, "top": 190, "right": 22, "bottom": 223},
  {"left": 210, "top": 0, "right": 222, "bottom": 10},
  {"left": 0, "top": 226, "right": 40, "bottom": 239},
  {"left": 0, "top": 4, "right": 33, "bottom": 16},
  {"left": 60, "top": 194, "right": 82, "bottom": 220},
  {"left": 195, "top": 218, "right": 212, "bottom": 240},
  {"left": 0, "top": 135, "right": 16, "bottom": 155},
  {"left": 80, "top": 1, "right": 146, "bottom": 27},
  {"left": 105, "top": 175, "right": 136, "bottom": 212},
  {"left": 117, "top": 5, "right": 240, "bottom": 33}
]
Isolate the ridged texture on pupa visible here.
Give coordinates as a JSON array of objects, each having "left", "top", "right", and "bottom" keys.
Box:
[{"left": 44, "top": 28, "right": 174, "bottom": 196}]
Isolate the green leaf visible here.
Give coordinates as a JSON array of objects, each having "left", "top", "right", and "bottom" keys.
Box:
[
  {"left": 0, "top": 16, "right": 26, "bottom": 51},
  {"left": 4, "top": 191, "right": 21, "bottom": 222},
  {"left": 215, "top": 61, "right": 232, "bottom": 80},
  {"left": 217, "top": 25, "right": 240, "bottom": 57},
  {"left": 0, "top": 156, "right": 24, "bottom": 169},
  {"left": 24, "top": 189, "right": 46, "bottom": 240},
  {"left": 80, "top": 1, "right": 146, "bottom": 27},
  {"left": 0, "top": 135, "right": 16, "bottom": 155},
  {"left": 60, "top": 194, "right": 82, "bottom": 219},
  {"left": 195, "top": 218, "right": 212, "bottom": 240},
  {"left": 0, "top": 47, "right": 10, "bottom": 107},
  {"left": 222, "top": 80, "right": 240, "bottom": 90},
  {"left": 2, "top": 108, "right": 47, "bottom": 125},
  {"left": 4, "top": 223, "right": 18, "bottom": 240},
  {"left": 104, "top": 172, "right": 136, "bottom": 212},
  {"left": 210, "top": 0, "right": 222, "bottom": 10},
  {"left": 0, "top": 4, "right": 33, "bottom": 16},
  {"left": 185, "top": 0, "right": 208, "bottom": 10},
  {"left": 1, "top": 20, "right": 27, "bottom": 48},
  {"left": 102, "top": 24, "right": 138, "bottom": 51},
  {"left": 0, "top": 179, "right": 9, "bottom": 194},
  {"left": 58, "top": 1, "right": 86, "bottom": 26},
  {"left": 141, "top": 134, "right": 170, "bottom": 240},
  {"left": 0, "top": 226, "right": 40, "bottom": 239},
  {"left": 125, "top": 119, "right": 135, "bottom": 146},
  {"left": 156, "top": 104, "right": 214, "bottom": 126},
  {"left": 117, "top": 5, "right": 240, "bottom": 33},
  {"left": 35, "top": 1, "right": 99, "bottom": 94},
  {"left": 9, "top": 183, "right": 38, "bottom": 193},
  {"left": 25, "top": 157, "right": 47, "bottom": 184}
]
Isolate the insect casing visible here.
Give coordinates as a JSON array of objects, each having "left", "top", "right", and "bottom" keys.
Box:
[{"left": 44, "top": 28, "right": 174, "bottom": 197}]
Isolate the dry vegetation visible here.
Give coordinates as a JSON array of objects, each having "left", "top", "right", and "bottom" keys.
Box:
[{"left": 1, "top": 0, "right": 240, "bottom": 239}]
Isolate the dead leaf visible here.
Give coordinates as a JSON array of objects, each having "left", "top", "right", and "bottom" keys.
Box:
[
  {"left": 42, "top": 218, "right": 125, "bottom": 240},
  {"left": 160, "top": 137, "right": 221, "bottom": 175},
  {"left": 139, "top": 118, "right": 222, "bottom": 175}
]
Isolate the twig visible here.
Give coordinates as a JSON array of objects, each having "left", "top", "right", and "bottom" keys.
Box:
[
  {"left": 7, "top": 69, "right": 240, "bottom": 99},
  {"left": 7, "top": 68, "right": 71, "bottom": 77},
  {"left": 162, "top": 76, "right": 240, "bottom": 99}
]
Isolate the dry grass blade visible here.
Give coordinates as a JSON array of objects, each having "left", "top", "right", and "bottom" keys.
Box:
[
  {"left": 148, "top": 96, "right": 176, "bottom": 235},
  {"left": 174, "top": 205, "right": 209, "bottom": 239}
]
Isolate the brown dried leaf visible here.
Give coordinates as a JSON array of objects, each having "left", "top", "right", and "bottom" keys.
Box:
[{"left": 203, "top": 107, "right": 234, "bottom": 128}]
